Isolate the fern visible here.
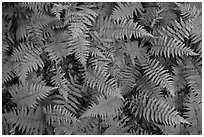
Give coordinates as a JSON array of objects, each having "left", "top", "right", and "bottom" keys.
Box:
[
  {"left": 111, "top": 2, "right": 144, "bottom": 21},
  {"left": 172, "top": 66, "right": 187, "bottom": 91},
  {"left": 3, "top": 106, "right": 52, "bottom": 134},
  {"left": 176, "top": 3, "right": 201, "bottom": 20},
  {"left": 69, "top": 33, "right": 90, "bottom": 67},
  {"left": 130, "top": 95, "right": 190, "bottom": 126},
  {"left": 16, "top": 18, "right": 30, "bottom": 41},
  {"left": 139, "top": 7, "right": 164, "bottom": 29},
  {"left": 45, "top": 31, "right": 72, "bottom": 64},
  {"left": 85, "top": 65, "right": 123, "bottom": 99},
  {"left": 142, "top": 58, "right": 175, "bottom": 96},
  {"left": 135, "top": 75, "right": 163, "bottom": 99},
  {"left": 189, "top": 16, "right": 202, "bottom": 52},
  {"left": 19, "top": 2, "right": 51, "bottom": 12},
  {"left": 54, "top": 117, "right": 99, "bottom": 135},
  {"left": 113, "top": 19, "right": 153, "bottom": 40},
  {"left": 2, "top": 2, "right": 202, "bottom": 135},
  {"left": 81, "top": 96, "right": 123, "bottom": 119},
  {"left": 183, "top": 92, "right": 202, "bottom": 134},
  {"left": 184, "top": 58, "right": 202, "bottom": 94},
  {"left": 115, "top": 65, "right": 140, "bottom": 94},
  {"left": 2, "top": 55, "right": 15, "bottom": 84},
  {"left": 51, "top": 67, "right": 81, "bottom": 113},
  {"left": 150, "top": 36, "right": 198, "bottom": 58},
  {"left": 43, "top": 105, "right": 79, "bottom": 126},
  {"left": 101, "top": 116, "right": 129, "bottom": 135},
  {"left": 159, "top": 18, "right": 191, "bottom": 42},
  {"left": 11, "top": 43, "right": 44, "bottom": 82},
  {"left": 125, "top": 41, "right": 147, "bottom": 64},
  {"left": 9, "top": 82, "right": 57, "bottom": 108}
]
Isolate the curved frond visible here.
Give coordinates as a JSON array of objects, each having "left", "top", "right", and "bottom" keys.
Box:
[
  {"left": 115, "top": 65, "right": 140, "bottom": 95},
  {"left": 12, "top": 43, "right": 44, "bottom": 82},
  {"left": 125, "top": 41, "right": 147, "bottom": 64},
  {"left": 111, "top": 2, "right": 144, "bottom": 21},
  {"left": 113, "top": 19, "right": 153, "bottom": 40},
  {"left": 135, "top": 75, "right": 163, "bottom": 99},
  {"left": 85, "top": 65, "right": 123, "bottom": 99},
  {"left": 12, "top": 42, "right": 38, "bottom": 62},
  {"left": 43, "top": 105, "right": 79, "bottom": 126},
  {"left": 16, "top": 19, "right": 29, "bottom": 40},
  {"left": 130, "top": 95, "right": 190, "bottom": 126},
  {"left": 54, "top": 117, "right": 99, "bottom": 135},
  {"left": 81, "top": 96, "right": 123, "bottom": 119},
  {"left": 3, "top": 106, "right": 52, "bottom": 135},
  {"left": 151, "top": 36, "right": 198, "bottom": 58},
  {"left": 142, "top": 58, "right": 175, "bottom": 96},
  {"left": 30, "top": 12, "right": 57, "bottom": 29},
  {"left": 19, "top": 2, "right": 51, "bottom": 12},
  {"left": 159, "top": 19, "right": 191, "bottom": 42},
  {"left": 9, "top": 83, "right": 57, "bottom": 108},
  {"left": 176, "top": 3, "right": 201, "bottom": 20},
  {"left": 183, "top": 92, "right": 202, "bottom": 134},
  {"left": 51, "top": 67, "right": 81, "bottom": 113},
  {"left": 184, "top": 58, "right": 202, "bottom": 95},
  {"left": 69, "top": 33, "right": 90, "bottom": 67},
  {"left": 2, "top": 55, "right": 15, "bottom": 84},
  {"left": 172, "top": 66, "right": 187, "bottom": 91}
]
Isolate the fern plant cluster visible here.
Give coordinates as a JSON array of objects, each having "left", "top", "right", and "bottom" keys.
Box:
[{"left": 2, "top": 2, "right": 202, "bottom": 135}]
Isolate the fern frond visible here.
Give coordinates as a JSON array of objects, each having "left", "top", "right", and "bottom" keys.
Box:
[
  {"left": 176, "top": 3, "right": 201, "bottom": 20},
  {"left": 184, "top": 58, "right": 202, "bottom": 96},
  {"left": 51, "top": 3, "right": 65, "bottom": 20},
  {"left": 12, "top": 42, "right": 37, "bottom": 62},
  {"left": 2, "top": 55, "right": 15, "bottom": 84},
  {"left": 102, "top": 116, "right": 129, "bottom": 135},
  {"left": 74, "top": 118, "right": 99, "bottom": 135},
  {"left": 2, "top": 41, "right": 10, "bottom": 53},
  {"left": 159, "top": 18, "right": 191, "bottom": 42},
  {"left": 172, "top": 66, "right": 187, "bottom": 91},
  {"left": 130, "top": 127, "right": 154, "bottom": 135},
  {"left": 183, "top": 92, "right": 202, "bottom": 134},
  {"left": 51, "top": 67, "right": 81, "bottom": 113},
  {"left": 2, "top": 116, "right": 13, "bottom": 135},
  {"left": 19, "top": 2, "right": 51, "bottom": 12},
  {"left": 21, "top": 48, "right": 44, "bottom": 73},
  {"left": 66, "top": 8, "right": 96, "bottom": 67},
  {"left": 151, "top": 36, "right": 198, "bottom": 58},
  {"left": 70, "top": 33, "right": 90, "bottom": 67},
  {"left": 111, "top": 2, "right": 144, "bottom": 21},
  {"left": 115, "top": 65, "right": 140, "bottom": 95},
  {"left": 3, "top": 106, "right": 51, "bottom": 134},
  {"left": 43, "top": 105, "right": 79, "bottom": 126},
  {"left": 135, "top": 75, "right": 163, "bottom": 99},
  {"left": 139, "top": 7, "right": 164, "bottom": 28},
  {"left": 16, "top": 19, "right": 29, "bottom": 40},
  {"left": 85, "top": 65, "right": 123, "bottom": 99},
  {"left": 125, "top": 41, "right": 147, "bottom": 64},
  {"left": 113, "top": 19, "right": 153, "bottom": 40},
  {"left": 9, "top": 83, "right": 57, "bottom": 108},
  {"left": 30, "top": 12, "right": 56, "bottom": 29},
  {"left": 12, "top": 43, "right": 44, "bottom": 82},
  {"left": 81, "top": 96, "right": 123, "bottom": 119},
  {"left": 190, "top": 16, "right": 201, "bottom": 49},
  {"left": 50, "top": 19, "right": 65, "bottom": 29},
  {"left": 142, "top": 58, "right": 175, "bottom": 96},
  {"left": 99, "top": 17, "right": 115, "bottom": 38},
  {"left": 130, "top": 95, "right": 190, "bottom": 126},
  {"left": 156, "top": 124, "right": 181, "bottom": 135},
  {"left": 54, "top": 117, "right": 99, "bottom": 135}
]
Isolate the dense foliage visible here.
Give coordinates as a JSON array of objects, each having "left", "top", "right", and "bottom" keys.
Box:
[{"left": 2, "top": 2, "right": 202, "bottom": 135}]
